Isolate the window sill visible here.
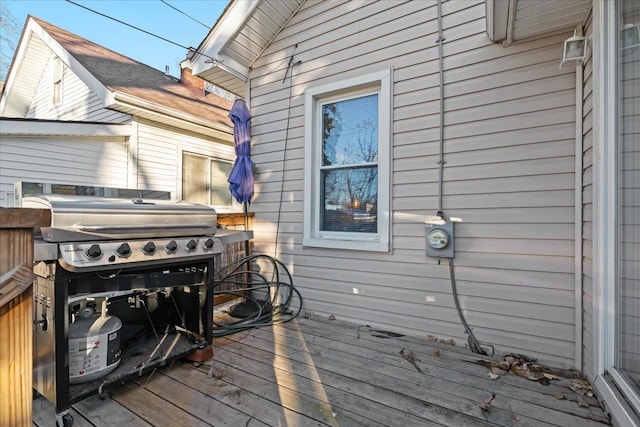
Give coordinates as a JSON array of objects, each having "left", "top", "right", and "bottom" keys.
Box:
[{"left": 302, "top": 237, "right": 389, "bottom": 253}]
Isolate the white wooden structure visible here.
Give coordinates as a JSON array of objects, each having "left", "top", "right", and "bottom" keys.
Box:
[
  {"left": 0, "top": 17, "right": 236, "bottom": 209},
  {"left": 191, "top": 1, "right": 640, "bottom": 425}
]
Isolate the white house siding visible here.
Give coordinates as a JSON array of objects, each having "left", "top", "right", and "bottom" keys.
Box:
[
  {"left": 248, "top": 0, "right": 579, "bottom": 367},
  {"left": 134, "top": 119, "right": 234, "bottom": 197},
  {"left": 0, "top": 135, "right": 128, "bottom": 207},
  {"left": 25, "top": 44, "right": 130, "bottom": 123},
  {"left": 581, "top": 12, "right": 595, "bottom": 381}
]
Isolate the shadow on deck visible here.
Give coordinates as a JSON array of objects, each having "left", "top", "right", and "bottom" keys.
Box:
[{"left": 33, "top": 316, "right": 612, "bottom": 426}]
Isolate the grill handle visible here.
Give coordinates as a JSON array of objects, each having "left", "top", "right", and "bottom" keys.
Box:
[{"left": 73, "top": 223, "right": 215, "bottom": 233}]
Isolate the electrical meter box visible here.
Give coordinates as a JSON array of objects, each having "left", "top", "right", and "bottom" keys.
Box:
[{"left": 425, "top": 220, "right": 454, "bottom": 258}]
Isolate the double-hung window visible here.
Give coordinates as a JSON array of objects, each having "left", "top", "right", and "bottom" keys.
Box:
[
  {"left": 182, "top": 151, "right": 234, "bottom": 208},
  {"left": 303, "top": 70, "right": 391, "bottom": 252}
]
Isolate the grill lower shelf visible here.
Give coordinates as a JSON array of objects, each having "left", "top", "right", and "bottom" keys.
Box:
[{"left": 68, "top": 328, "right": 205, "bottom": 404}]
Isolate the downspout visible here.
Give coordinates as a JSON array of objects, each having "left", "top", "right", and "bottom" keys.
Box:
[{"left": 574, "top": 24, "right": 584, "bottom": 372}]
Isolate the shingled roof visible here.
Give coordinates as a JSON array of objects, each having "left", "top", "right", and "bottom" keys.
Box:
[{"left": 32, "top": 16, "right": 233, "bottom": 129}]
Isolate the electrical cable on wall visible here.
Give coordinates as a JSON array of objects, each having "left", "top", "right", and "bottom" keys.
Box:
[
  {"left": 274, "top": 45, "right": 301, "bottom": 257},
  {"left": 432, "top": 0, "right": 487, "bottom": 356}
]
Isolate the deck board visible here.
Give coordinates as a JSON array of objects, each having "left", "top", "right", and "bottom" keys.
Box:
[{"left": 33, "top": 316, "right": 612, "bottom": 426}]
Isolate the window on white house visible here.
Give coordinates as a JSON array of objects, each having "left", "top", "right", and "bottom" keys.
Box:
[
  {"left": 303, "top": 70, "right": 391, "bottom": 252},
  {"left": 182, "top": 151, "right": 233, "bottom": 207},
  {"left": 52, "top": 56, "right": 63, "bottom": 106}
]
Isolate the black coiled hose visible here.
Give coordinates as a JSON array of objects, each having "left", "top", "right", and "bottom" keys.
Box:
[{"left": 211, "top": 254, "right": 302, "bottom": 337}]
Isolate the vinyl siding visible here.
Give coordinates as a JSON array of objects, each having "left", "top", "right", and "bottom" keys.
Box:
[
  {"left": 581, "top": 12, "right": 595, "bottom": 381},
  {"left": 0, "top": 136, "right": 128, "bottom": 207},
  {"left": 134, "top": 119, "right": 235, "bottom": 197},
  {"left": 25, "top": 45, "right": 129, "bottom": 123},
  {"left": 248, "top": 0, "right": 580, "bottom": 367}
]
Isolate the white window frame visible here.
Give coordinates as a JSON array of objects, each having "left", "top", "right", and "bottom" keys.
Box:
[
  {"left": 303, "top": 69, "right": 392, "bottom": 252},
  {"left": 52, "top": 56, "right": 63, "bottom": 106},
  {"left": 178, "top": 147, "right": 240, "bottom": 212},
  {"left": 593, "top": 1, "right": 640, "bottom": 424}
]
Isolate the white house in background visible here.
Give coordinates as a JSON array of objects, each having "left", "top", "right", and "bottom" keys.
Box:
[
  {"left": 190, "top": 0, "right": 639, "bottom": 425},
  {"left": 0, "top": 16, "right": 238, "bottom": 211}
]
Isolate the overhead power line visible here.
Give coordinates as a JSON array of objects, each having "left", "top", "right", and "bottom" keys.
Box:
[
  {"left": 160, "top": 0, "right": 210, "bottom": 30},
  {"left": 64, "top": 0, "right": 214, "bottom": 62}
]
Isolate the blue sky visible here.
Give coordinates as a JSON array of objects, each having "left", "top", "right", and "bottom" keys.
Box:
[{"left": 3, "top": 0, "right": 229, "bottom": 79}]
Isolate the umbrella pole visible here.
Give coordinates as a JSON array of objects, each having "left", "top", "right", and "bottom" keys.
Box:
[
  {"left": 243, "top": 201, "right": 251, "bottom": 301},
  {"left": 228, "top": 201, "right": 262, "bottom": 319},
  {"left": 243, "top": 202, "right": 249, "bottom": 230},
  {"left": 243, "top": 201, "right": 250, "bottom": 257}
]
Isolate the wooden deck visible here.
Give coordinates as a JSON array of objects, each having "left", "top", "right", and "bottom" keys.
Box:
[{"left": 33, "top": 316, "right": 613, "bottom": 426}]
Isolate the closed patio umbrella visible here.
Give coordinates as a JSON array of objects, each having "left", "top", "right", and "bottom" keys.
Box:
[
  {"left": 227, "top": 98, "right": 254, "bottom": 229},
  {"left": 227, "top": 99, "right": 260, "bottom": 319}
]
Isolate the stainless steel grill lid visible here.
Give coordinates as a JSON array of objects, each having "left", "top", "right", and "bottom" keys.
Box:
[{"left": 22, "top": 195, "right": 218, "bottom": 242}]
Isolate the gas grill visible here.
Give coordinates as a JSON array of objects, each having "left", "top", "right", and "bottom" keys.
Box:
[{"left": 23, "top": 195, "right": 251, "bottom": 426}]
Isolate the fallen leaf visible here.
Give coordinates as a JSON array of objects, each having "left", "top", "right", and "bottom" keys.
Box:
[
  {"left": 445, "top": 338, "right": 456, "bottom": 346},
  {"left": 208, "top": 366, "right": 225, "bottom": 379},
  {"left": 498, "top": 360, "right": 511, "bottom": 370},
  {"left": 570, "top": 379, "right": 594, "bottom": 396},
  {"left": 328, "top": 314, "right": 336, "bottom": 320},
  {"left": 491, "top": 367, "right": 508, "bottom": 375},
  {"left": 543, "top": 373, "right": 558, "bottom": 380},
  {"left": 488, "top": 372, "right": 500, "bottom": 380},
  {"left": 479, "top": 393, "right": 496, "bottom": 411},
  {"left": 511, "top": 414, "right": 520, "bottom": 421},
  {"left": 553, "top": 393, "right": 566, "bottom": 400},
  {"left": 400, "top": 348, "right": 424, "bottom": 374},
  {"left": 433, "top": 349, "right": 440, "bottom": 357},
  {"left": 505, "top": 356, "right": 517, "bottom": 366},
  {"left": 577, "top": 397, "right": 590, "bottom": 407},
  {"left": 511, "top": 365, "right": 544, "bottom": 381}
]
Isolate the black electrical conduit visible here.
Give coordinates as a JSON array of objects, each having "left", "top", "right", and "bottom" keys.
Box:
[
  {"left": 435, "top": 0, "right": 486, "bottom": 355},
  {"left": 210, "top": 254, "right": 302, "bottom": 337}
]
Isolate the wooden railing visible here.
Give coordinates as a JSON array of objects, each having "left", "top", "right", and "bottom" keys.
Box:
[{"left": 0, "top": 208, "right": 50, "bottom": 427}]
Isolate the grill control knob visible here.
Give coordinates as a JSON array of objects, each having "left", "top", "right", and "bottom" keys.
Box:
[
  {"left": 165, "top": 240, "right": 178, "bottom": 254},
  {"left": 116, "top": 243, "right": 131, "bottom": 257},
  {"left": 86, "top": 244, "right": 102, "bottom": 259},
  {"left": 142, "top": 241, "right": 156, "bottom": 255},
  {"left": 185, "top": 239, "right": 198, "bottom": 251},
  {"left": 204, "top": 238, "right": 215, "bottom": 249}
]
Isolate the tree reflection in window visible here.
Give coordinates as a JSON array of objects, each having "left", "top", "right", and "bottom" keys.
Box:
[{"left": 320, "top": 94, "right": 378, "bottom": 233}]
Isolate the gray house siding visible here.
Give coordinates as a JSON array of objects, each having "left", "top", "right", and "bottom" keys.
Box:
[{"left": 247, "top": 0, "right": 580, "bottom": 367}]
